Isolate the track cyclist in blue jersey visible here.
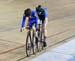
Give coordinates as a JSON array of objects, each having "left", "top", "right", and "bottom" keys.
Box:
[
  {"left": 36, "top": 5, "right": 48, "bottom": 47},
  {"left": 20, "top": 8, "right": 40, "bottom": 42}
]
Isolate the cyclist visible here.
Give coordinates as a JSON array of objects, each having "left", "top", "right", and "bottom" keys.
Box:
[
  {"left": 36, "top": 5, "right": 48, "bottom": 47},
  {"left": 20, "top": 8, "right": 40, "bottom": 45}
]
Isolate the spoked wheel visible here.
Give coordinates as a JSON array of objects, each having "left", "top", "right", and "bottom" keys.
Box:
[
  {"left": 26, "top": 32, "right": 32, "bottom": 57},
  {"left": 41, "top": 32, "right": 44, "bottom": 50},
  {"left": 31, "top": 30, "right": 36, "bottom": 54},
  {"left": 36, "top": 30, "right": 43, "bottom": 52},
  {"left": 41, "top": 27, "right": 46, "bottom": 50}
]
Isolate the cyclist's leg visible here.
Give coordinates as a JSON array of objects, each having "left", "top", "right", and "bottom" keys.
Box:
[
  {"left": 29, "top": 20, "right": 36, "bottom": 29},
  {"left": 35, "top": 19, "right": 39, "bottom": 45},
  {"left": 42, "top": 20, "right": 47, "bottom": 47},
  {"left": 29, "top": 20, "right": 38, "bottom": 45},
  {"left": 43, "top": 20, "right": 47, "bottom": 38}
]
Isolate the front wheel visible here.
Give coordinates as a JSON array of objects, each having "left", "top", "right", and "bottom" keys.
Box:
[
  {"left": 26, "top": 32, "right": 32, "bottom": 57},
  {"left": 36, "top": 30, "right": 43, "bottom": 51}
]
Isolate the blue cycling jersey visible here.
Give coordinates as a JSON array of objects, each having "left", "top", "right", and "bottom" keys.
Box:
[
  {"left": 21, "top": 10, "right": 39, "bottom": 29},
  {"left": 37, "top": 7, "right": 48, "bottom": 18},
  {"left": 36, "top": 7, "right": 48, "bottom": 26},
  {"left": 42, "top": 8, "right": 48, "bottom": 18}
]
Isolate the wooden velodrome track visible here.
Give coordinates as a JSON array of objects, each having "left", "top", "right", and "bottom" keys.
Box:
[{"left": 0, "top": 0, "right": 75, "bottom": 61}]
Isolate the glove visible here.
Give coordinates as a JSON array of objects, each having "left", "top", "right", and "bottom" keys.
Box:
[
  {"left": 25, "top": 26, "right": 30, "bottom": 29},
  {"left": 20, "top": 27, "right": 24, "bottom": 32},
  {"left": 20, "top": 28, "right": 22, "bottom": 32}
]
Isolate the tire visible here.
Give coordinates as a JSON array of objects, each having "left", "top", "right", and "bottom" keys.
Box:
[
  {"left": 31, "top": 30, "right": 36, "bottom": 54},
  {"left": 38, "top": 31, "right": 43, "bottom": 51},
  {"left": 26, "top": 31, "right": 32, "bottom": 57},
  {"left": 41, "top": 31, "right": 44, "bottom": 50},
  {"left": 37, "top": 26, "right": 43, "bottom": 51},
  {"left": 41, "top": 27, "right": 45, "bottom": 50}
]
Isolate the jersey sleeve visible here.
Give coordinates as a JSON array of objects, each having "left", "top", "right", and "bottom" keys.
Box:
[
  {"left": 35, "top": 11, "right": 40, "bottom": 29},
  {"left": 44, "top": 8, "right": 48, "bottom": 18},
  {"left": 21, "top": 15, "right": 26, "bottom": 28}
]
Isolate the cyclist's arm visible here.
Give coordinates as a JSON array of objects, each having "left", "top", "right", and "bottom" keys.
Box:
[
  {"left": 21, "top": 15, "right": 26, "bottom": 28},
  {"left": 44, "top": 8, "right": 48, "bottom": 25},
  {"left": 44, "top": 8, "right": 48, "bottom": 18},
  {"left": 20, "top": 14, "right": 26, "bottom": 32},
  {"left": 35, "top": 15, "right": 40, "bottom": 30}
]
